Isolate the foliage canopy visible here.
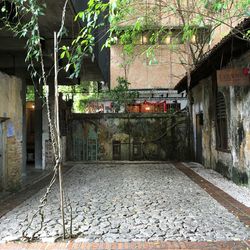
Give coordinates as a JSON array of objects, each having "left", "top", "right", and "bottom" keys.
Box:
[{"left": 69, "top": 0, "right": 250, "bottom": 76}]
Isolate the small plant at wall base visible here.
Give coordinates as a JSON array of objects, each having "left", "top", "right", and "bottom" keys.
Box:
[{"left": 7, "top": 180, "right": 21, "bottom": 193}]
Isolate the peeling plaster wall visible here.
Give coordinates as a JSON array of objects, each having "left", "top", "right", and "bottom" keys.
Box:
[
  {"left": 69, "top": 113, "right": 190, "bottom": 161},
  {"left": 0, "top": 71, "right": 23, "bottom": 190},
  {"left": 191, "top": 50, "right": 250, "bottom": 186}
]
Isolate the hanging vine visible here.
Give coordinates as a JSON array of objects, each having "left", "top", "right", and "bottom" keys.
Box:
[{"left": 0, "top": 0, "right": 73, "bottom": 241}]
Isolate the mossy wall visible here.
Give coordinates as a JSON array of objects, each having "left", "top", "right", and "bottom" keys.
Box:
[
  {"left": 68, "top": 113, "right": 190, "bottom": 161},
  {"left": 191, "top": 50, "right": 250, "bottom": 186}
]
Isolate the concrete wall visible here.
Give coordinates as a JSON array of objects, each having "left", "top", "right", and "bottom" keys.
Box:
[
  {"left": 68, "top": 113, "right": 190, "bottom": 161},
  {"left": 191, "top": 50, "right": 250, "bottom": 185},
  {"left": 0, "top": 71, "right": 23, "bottom": 190}
]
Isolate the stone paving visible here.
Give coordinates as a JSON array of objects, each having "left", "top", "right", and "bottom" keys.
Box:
[{"left": 0, "top": 163, "right": 250, "bottom": 243}]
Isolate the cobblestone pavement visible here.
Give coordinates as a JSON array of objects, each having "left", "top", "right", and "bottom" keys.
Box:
[
  {"left": 0, "top": 164, "right": 73, "bottom": 218},
  {"left": 1, "top": 163, "right": 250, "bottom": 243}
]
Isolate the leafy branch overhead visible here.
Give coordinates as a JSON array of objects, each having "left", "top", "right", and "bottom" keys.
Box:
[
  {"left": 0, "top": 0, "right": 46, "bottom": 82},
  {"left": 60, "top": 0, "right": 109, "bottom": 79},
  {"left": 0, "top": 0, "right": 77, "bottom": 240},
  {"left": 68, "top": 0, "right": 250, "bottom": 76}
]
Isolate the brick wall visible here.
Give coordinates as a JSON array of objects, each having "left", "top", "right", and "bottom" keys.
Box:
[{"left": 6, "top": 137, "right": 22, "bottom": 189}]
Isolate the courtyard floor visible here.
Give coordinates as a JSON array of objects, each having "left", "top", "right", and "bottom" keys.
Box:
[{"left": 1, "top": 162, "right": 250, "bottom": 249}]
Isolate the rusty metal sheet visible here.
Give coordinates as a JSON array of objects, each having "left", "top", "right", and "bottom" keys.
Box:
[{"left": 217, "top": 68, "right": 250, "bottom": 86}]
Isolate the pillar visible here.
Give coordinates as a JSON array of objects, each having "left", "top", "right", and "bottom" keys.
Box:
[
  {"left": 21, "top": 80, "right": 27, "bottom": 177},
  {"left": 34, "top": 82, "right": 43, "bottom": 169}
]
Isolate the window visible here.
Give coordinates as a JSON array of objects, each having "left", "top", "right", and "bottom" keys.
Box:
[{"left": 216, "top": 92, "right": 228, "bottom": 150}]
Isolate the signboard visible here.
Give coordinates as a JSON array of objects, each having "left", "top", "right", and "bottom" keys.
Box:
[
  {"left": 7, "top": 122, "right": 15, "bottom": 137},
  {"left": 217, "top": 68, "right": 250, "bottom": 86}
]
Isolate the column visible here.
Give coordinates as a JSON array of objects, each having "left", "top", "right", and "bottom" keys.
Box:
[
  {"left": 34, "top": 82, "right": 43, "bottom": 169},
  {"left": 21, "top": 80, "right": 27, "bottom": 177}
]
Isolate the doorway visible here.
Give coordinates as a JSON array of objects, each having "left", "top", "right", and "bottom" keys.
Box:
[
  {"left": 196, "top": 113, "right": 203, "bottom": 164},
  {"left": 87, "top": 139, "right": 97, "bottom": 161},
  {"left": 26, "top": 102, "right": 35, "bottom": 164},
  {"left": 113, "top": 140, "right": 121, "bottom": 160}
]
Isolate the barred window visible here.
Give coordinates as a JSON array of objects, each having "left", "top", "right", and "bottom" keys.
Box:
[{"left": 216, "top": 92, "right": 228, "bottom": 150}]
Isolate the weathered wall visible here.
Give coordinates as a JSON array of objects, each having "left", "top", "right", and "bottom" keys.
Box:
[
  {"left": 68, "top": 113, "right": 190, "bottom": 161},
  {"left": 0, "top": 71, "right": 23, "bottom": 190},
  {"left": 191, "top": 50, "right": 250, "bottom": 185},
  {"left": 42, "top": 96, "right": 71, "bottom": 169}
]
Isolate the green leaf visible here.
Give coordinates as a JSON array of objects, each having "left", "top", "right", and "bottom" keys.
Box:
[{"left": 60, "top": 51, "right": 66, "bottom": 59}]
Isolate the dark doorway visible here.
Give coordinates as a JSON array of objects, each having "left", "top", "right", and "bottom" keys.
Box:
[
  {"left": 87, "top": 139, "right": 97, "bottom": 161},
  {"left": 113, "top": 141, "right": 121, "bottom": 160},
  {"left": 132, "top": 143, "right": 142, "bottom": 160},
  {"left": 196, "top": 113, "right": 203, "bottom": 164},
  {"left": 26, "top": 102, "right": 35, "bottom": 164}
]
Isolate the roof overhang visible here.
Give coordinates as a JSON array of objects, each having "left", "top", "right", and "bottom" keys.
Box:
[{"left": 175, "top": 18, "right": 250, "bottom": 92}]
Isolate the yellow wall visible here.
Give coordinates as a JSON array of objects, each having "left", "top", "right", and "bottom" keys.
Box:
[{"left": 0, "top": 71, "right": 23, "bottom": 189}]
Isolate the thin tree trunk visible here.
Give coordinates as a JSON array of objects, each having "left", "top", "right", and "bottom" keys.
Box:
[
  {"left": 186, "top": 42, "right": 194, "bottom": 160},
  {"left": 54, "top": 31, "right": 66, "bottom": 239}
]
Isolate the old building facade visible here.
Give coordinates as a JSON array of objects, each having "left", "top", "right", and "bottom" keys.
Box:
[{"left": 176, "top": 18, "right": 250, "bottom": 185}]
